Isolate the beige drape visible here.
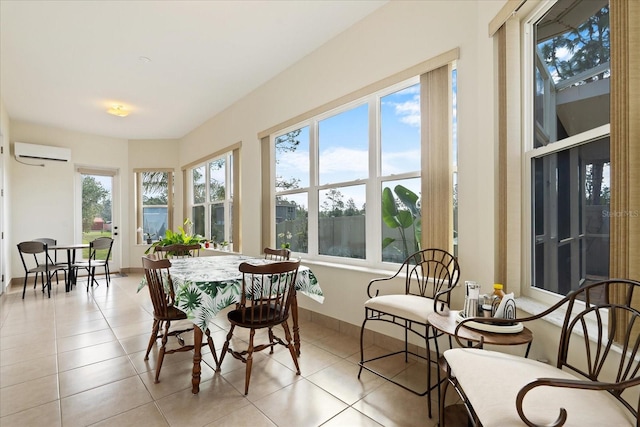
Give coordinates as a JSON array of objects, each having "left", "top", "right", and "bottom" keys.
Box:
[
  {"left": 610, "top": 0, "right": 640, "bottom": 338},
  {"left": 421, "top": 65, "right": 454, "bottom": 251}
]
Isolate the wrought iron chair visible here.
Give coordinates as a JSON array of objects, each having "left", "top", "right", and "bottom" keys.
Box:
[
  {"left": 142, "top": 255, "right": 218, "bottom": 383},
  {"left": 72, "top": 237, "right": 113, "bottom": 290},
  {"left": 153, "top": 243, "right": 200, "bottom": 259},
  {"left": 441, "top": 278, "right": 640, "bottom": 427},
  {"left": 17, "top": 241, "right": 68, "bottom": 298},
  {"left": 216, "top": 259, "right": 301, "bottom": 394},
  {"left": 263, "top": 247, "right": 291, "bottom": 261},
  {"left": 358, "top": 248, "right": 460, "bottom": 418}
]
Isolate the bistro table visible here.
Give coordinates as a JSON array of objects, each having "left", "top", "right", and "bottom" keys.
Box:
[
  {"left": 50, "top": 243, "right": 90, "bottom": 291},
  {"left": 160, "top": 255, "right": 324, "bottom": 394}
]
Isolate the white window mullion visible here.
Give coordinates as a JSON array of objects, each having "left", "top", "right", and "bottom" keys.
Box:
[
  {"left": 308, "top": 120, "right": 319, "bottom": 257},
  {"left": 367, "top": 96, "right": 381, "bottom": 263}
]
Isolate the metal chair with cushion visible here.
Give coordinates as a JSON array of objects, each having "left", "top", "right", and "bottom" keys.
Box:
[
  {"left": 358, "top": 248, "right": 460, "bottom": 418},
  {"left": 263, "top": 247, "right": 291, "bottom": 261},
  {"left": 441, "top": 278, "right": 640, "bottom": 426},
  {"left": 17, "top": 241, "right": 68, "bottom": 298},
  {"left": 142, "top": 255, "right": 218, "bottom": 383},
  {"left": 72, "top": 237, "right": 113, "bottom": 290},
  {"left": 216, "top": 259, "right": 301, "bottom": 394}
]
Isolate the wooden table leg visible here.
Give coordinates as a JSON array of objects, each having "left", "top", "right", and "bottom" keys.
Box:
[
  {"left": 291, "top": 292, "right": 300, "bottom": 356},
  {"left": 192, "top": 325, "right": 202, "bottom": 394}
]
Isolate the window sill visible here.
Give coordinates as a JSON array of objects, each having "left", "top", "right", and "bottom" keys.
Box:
[{"left": 300, "top": 258, "right": 398, "bottom": 277}]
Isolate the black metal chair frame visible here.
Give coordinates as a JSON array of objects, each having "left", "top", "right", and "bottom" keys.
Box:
[
  {"left": 358, "top": 248, "right": 460, "bottom": 418},
  {"left": 441, "top": 278, "right": 640, "bottom": 427},
  {"left": 73, "top": 237, "right": 113, "bottom": 290},
  {"left": 17, "top": 240, "right": 68, "bottom": 298}
]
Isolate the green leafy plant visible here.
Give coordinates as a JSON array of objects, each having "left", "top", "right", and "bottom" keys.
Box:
[
  {"left": 144, "top": 218, "right": 205, "bottom": 254},
  {"left": 381, "top": 185, "right": 421, "bottom": 260}
]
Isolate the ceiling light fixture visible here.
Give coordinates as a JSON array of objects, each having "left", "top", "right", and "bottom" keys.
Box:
[{"left": 107, "top": 105, "right": 129, "bottom": 117}]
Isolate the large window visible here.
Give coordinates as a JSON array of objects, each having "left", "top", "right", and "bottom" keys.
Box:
[
  {"left": 527, "top": 0, "right": 610, "bottom": 296},
  {"left": 273, "top": 73, "right": 455, "bottom": 265},
  {"left": 189, "top": 152, "right": 234, "bottom": 248},
  {"left": 135, "top": 170, "right": 173, "bottom": 244}
]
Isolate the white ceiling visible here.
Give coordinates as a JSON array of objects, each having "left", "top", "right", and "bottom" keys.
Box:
[{"left": 0, "top": 0, "right": 387, "bottom": 140}]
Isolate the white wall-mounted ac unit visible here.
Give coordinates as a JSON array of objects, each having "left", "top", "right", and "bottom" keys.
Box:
[{"left": 14, "top": 142, "right": 71, "bottom": 162}]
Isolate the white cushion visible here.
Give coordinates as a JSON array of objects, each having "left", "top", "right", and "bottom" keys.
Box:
[
  {"left": 444, "top": 348, "right": 635, "bottom": 426},
  {"left": 365, "top": 294, "right": 435, "bottom": 324}
]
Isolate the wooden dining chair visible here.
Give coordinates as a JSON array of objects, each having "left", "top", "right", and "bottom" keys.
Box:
[
  {"left": 216, "top": 259, "right": 301, "bottom": 394},
  {"left": 72, "top": 237, "right": 113, "bottom": 290},
  {"left": 263, "top": 247, "right": 291, "bottom": 261},
  {"left": 142, "top": 255, "right": 218, "bottom": 383},
  {"left": 153, "top": 243, "right": 200, "bottom": 259}
]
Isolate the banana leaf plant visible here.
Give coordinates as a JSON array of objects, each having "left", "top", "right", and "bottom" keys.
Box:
[{"left": 382, "top": 185, "right": 421, "bottom": 260}]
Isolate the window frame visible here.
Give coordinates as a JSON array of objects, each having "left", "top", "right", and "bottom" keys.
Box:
[
  {"left": 187, "top": 151, "right": 234, "bottom": 247},
  {"left": 521, "top": 0, "right": 611, "bottom": 303},
  {"left": 270, "top": 70, "right": 455, "bottom": 268},
  {"left": 134, "top": 168, "right": 174, "bottom": 245}
]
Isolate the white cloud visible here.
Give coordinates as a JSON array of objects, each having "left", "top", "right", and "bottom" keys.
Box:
[{"left": 319, "top": 146, "right": 368, "bottom": 175}]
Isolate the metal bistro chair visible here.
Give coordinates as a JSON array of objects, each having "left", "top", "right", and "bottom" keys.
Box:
[
  {"left": 33, "top": 237, "right": 66, "bottom": 285},
  {"left": 17, "top": 241, "right": 68, "bottom": 298},
  {"left": 72, "top": 237, "right": 113, "bottom": 291},
  {"left": 217, "top": 259, "right": 301, "bottom": 395},
  {"left": 358, "top": 248, "right": 460, "bottom": 418},
  {"left": 142, "top": 255, "right": 218, "bottom": 383},
  {"left": 263, "top": 247, "right": 291, "bottom": 261}
]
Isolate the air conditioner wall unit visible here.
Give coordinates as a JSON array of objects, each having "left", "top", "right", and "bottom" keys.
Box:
[{"left": 14, "top": 142, "right": 71, "bottom": 162}]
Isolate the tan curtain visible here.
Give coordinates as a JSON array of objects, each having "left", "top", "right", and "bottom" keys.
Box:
[
  {"left": 421, "top": 65, "right": 454, "bottom": 251},
  {"left": 610, "top": 0, "right": 640, "bottom": 338}
]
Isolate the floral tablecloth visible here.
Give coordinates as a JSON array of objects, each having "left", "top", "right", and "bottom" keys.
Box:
[{"left": 163, "top": 255, "right": 324, "bottom": 332}]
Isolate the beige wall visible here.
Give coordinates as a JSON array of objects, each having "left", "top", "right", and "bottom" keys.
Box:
[
  {"left": 0, "top": 100, "right": 11, "bottom": 293},
  {"left": 8, "top": 121, "right": 132, "bottom": 277},
  {"left": 178, "top": 0, "right": 505, "bottom": 335}
]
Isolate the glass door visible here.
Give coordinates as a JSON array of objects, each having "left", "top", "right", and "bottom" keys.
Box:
[{"left": 76, "top": 168, "right": 119, "bottom": 274}]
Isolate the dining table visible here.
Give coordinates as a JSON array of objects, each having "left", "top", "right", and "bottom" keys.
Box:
[
  {"left": 50, "top": 243, "right": 89, "bottom": 291},
  {"left": 147, "top": 254, "right": 324, "bottom": 394}
]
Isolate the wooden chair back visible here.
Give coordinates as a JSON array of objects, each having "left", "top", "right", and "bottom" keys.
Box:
[
  {"left": 154, "top": 243, "right": 200, "bottom": 259},
  {"left": 237, "top": 259, "right": 300, "bottom": 325},
  {"left": 142, "top": 255, "right": 175, "bottom": 318},
  {"left": 263, "top": 247, "right": 291, "bottom": 261}
]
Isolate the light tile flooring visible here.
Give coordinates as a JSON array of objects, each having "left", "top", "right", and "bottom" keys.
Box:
[{"left": 0, "top": 273, "right": 457, "bottom": 427}]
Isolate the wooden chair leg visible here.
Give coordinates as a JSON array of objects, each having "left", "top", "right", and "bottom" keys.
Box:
[
  {"left": 244, "top": 329, "right": 256, "bottom": 395},
  {"left": 205, "top": 328, "right": 219, "bottom": 366},
  {"left": 282, "top": 321, "right": 300, "bottom": 374},
  {"left": 145, "top": 319, "right": 160, "bottom": 360},
  {"left": 217, "top": 325, "right": 235, "bottom": 371},
  {"left": 155, "top": 320, "right": 171, "bottom": 383}
]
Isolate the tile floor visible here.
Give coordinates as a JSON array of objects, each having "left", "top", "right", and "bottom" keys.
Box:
[{"left": 1, "top": 273, "right": 458, "bottom": 427}]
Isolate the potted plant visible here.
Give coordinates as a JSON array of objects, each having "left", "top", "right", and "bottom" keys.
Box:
[
  {"left": 145, "top": 232, "right": 155, "bottom": 244},
  {"left": 144, "top": 218, "right": 205, "bottom": 254}
]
